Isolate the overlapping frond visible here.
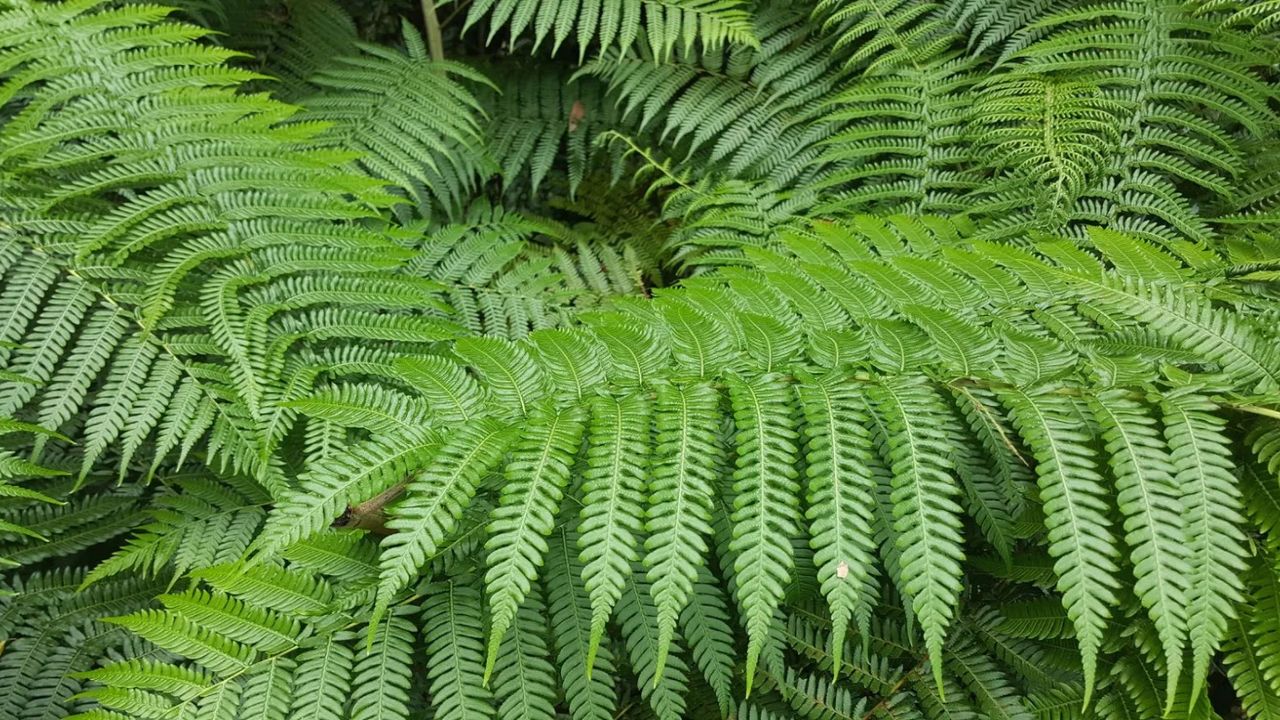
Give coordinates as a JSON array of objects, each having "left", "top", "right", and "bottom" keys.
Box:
[
  {"left": 987, "top": 0, "right": 1279, "bottom": 247},
  {"left": 302, "top": 26, "right": 493, "bottom": 215}
]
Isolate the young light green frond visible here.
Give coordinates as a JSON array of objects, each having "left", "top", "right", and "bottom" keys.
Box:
[
  {"left": 992, "top": 0, "right": 1279, "bottom": 246},
  {"left": 726, "top": 373, "right": 801, "bottom": 694},
  {"left": 1060, "top": 271, "right": 1280, "bottom": 392},
  {"left": 157, "top": 588, "right": 301, "bottom": 653},
  {"left": 285, "top": 530, "right": 381, "bottom": 584},
  {"left": 578, "top": 393, "right": 649, "bottom": 671},
  {"left": 105, "top": 608, "right": 258, "bottom": 676},
  {"left": 530, "top": 328, "right": 607, "bottom": 402},
  {"left": 969, "top": 76, "right": 1122, "bottom": 230},
  {"left": 586, "top": 316, "right": 670, "bottom": 387},
  {"left": 75, "top": 659, "right": 214, "bottom": 703},
  {"left": 483, "top": 405, "right": 587, "bottom": 681}
]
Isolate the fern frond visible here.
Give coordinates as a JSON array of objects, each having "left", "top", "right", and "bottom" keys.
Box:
[
  {"left": 726, "top": 373, "right": 802, "bottom": 693},
  {"left": 1001, "top": 388, "right": 1118, "bottom": 701},
  {"left": 578, "top": 393, "right": 649, "bottom": 668},
  {"left": 815, "top": 0, "right": 956, "bottom": 73},
  {"left": 868, "top": 376, "right": 965, "bottom": 690},
  {"left": 251, "top": 427, "right": 439, "bottom": 559},
  {"left": 796, "top": 375, "right": 878, "bottom": 674},
  {"left": 423, "top": 580, "right": 494, "bottom": 720},
  {"left": 1159, "top": 387, "right": 1248, "bottom": 700},
  {"left": 618, "top": 570, "right": 691, "bottom": 720},
  {"left": 547, "top": 528, "right": 619, "bottom": 720},
  {"left": 492, "top": 591, "right": 558, "bottom": 720},
  {"left": 993, "top": 0, "right": 1278, "bottom": 246},
  {"left": 303, "top": 27, "right": 493, "bottom": 215},
  {"left": 482, "top": 405, "right": 587, "bottom": 680},
  {"left": 643, "top": 382, "right": 722, "bottom": 680},
  {"left": 1089, "top": 389, "right": 1187, "bottom": 708},
  {"left": 350, "top": 607, "right": 414, "bottom": 717},
  {"left": 463, "top": 0, "right": 758, "bottom": 60},
  {"left": 377, "top": 419, "right": 517, "bottom": 618}
]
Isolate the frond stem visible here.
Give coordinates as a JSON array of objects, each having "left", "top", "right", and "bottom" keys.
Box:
[{"left": 421, "top": 0, "right": 445, "bottom": 61}]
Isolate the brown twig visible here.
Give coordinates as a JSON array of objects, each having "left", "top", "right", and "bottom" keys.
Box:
[{"left": 335, "top": 477, "right": 410, "bottom": 534}]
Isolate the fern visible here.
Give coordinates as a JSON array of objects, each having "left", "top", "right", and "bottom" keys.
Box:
[
  {"left": 462, "top": 0, "right": 758, "bottom": 60},
  {"left": 583, "top": 4, "right": 849, "bottom": 188},
  {"left": 990, "top": 0, "right": 1279, "bottom": 247},
  {"left": 302, "top": 25, "right": 494, "bottom": 215},
  {"left": 6, "top": 2, "right": 1280, "bottom": 719}
]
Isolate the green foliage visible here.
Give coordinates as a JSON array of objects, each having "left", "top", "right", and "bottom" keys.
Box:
[
  {"left": 462, "top": 0, "right": 758, "bottom": 60},
  {"left": 301, "top": 25, "right": 494, "bottom": 215},
  {"left": 4, "top": 1, "right": 1280, "bottom": 720}
]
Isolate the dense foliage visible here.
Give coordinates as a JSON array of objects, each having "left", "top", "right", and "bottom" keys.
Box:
[{"left": 2, "top": 1, "right": 1280, "bottom": 719}]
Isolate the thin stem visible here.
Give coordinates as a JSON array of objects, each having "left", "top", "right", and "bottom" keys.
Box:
[
  {"left": 1234, "top": 403, "right": 1280, "bottom": 422},
  {"left": 421, "top": 0, "right": 445, "bottom": 61}
]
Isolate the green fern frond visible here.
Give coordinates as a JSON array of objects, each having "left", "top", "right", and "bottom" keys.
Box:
[
  {"left": 726, "top": 373, "right": 802, "bottom": 693},
  {"left": 991, "top": 0, "right": 1279, "bottom": 246},
  {"left": 482, "top": 404, "right": 587, "bottom": 680},
  {"left": 351, "top": 610, "right": 415, "bottom": 720},
  {"left": 618, "top": 569, "right": 691, "bottom": 720},
  {"left": 547, "top": 527, "right": 619, "bottom": 720},
  {"left": 578, "top": 393, "right": 649, "bottom": 668},
  {"left": 583, "top": 5, "right": 848, "bottom": 188},
  {"left": 303, "top": 26, "right": 494, "bottom": 215},
  {"left": 463, "top": 0, "right": 758, "bottom": 61},
  {"left": 1160, "top": 387, "right": 1249, "bottom": 700},
  {"left": 251, "top": 427, "right": 440, "bottom": 559},
  {"left": 377, "top": 419, "right": 516, "bottom": 619},
  {"left": 1089, "top": 389, "right": 1188, "bottom": 709},
  {"left": 84, "top": 474, "right": 267, "bottom": 587},
  {"left": 813, "top": 55, "right": 982, "bottom": 216},
  {"left": 815, "top": 0, "right": 956, "bottom": 73},
  {"left": 1001, "top": 388, "right": 1118, "bottom": 702}
]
